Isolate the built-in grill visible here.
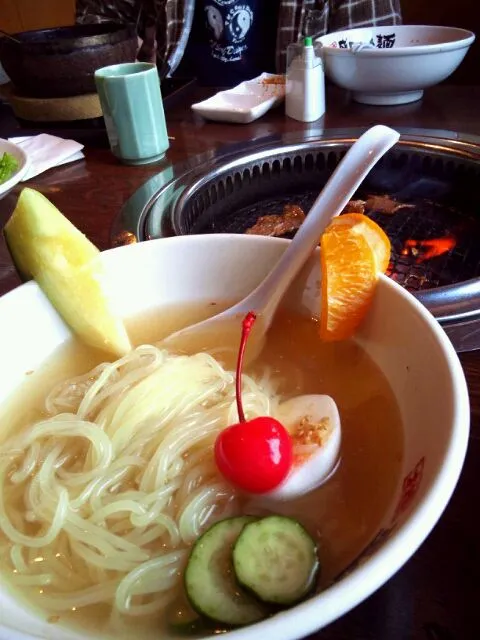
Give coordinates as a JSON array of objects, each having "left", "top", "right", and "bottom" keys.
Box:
[{"left": 111, "top": 128, "right": 480, "bottom": 352}]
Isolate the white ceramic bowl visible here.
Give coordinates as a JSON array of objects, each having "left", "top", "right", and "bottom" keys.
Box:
[
  {"left": 317, "top": 25, "right": 475, "bottom": 105},
  {"left": 0, "top": 234, "right": 470, "bottom": 640},
  {"left": 0, "top": 139, "right": 29, "bottom": 200}
]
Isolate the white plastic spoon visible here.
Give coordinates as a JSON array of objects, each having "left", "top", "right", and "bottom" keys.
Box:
[{"left": 162, "top": 124, "right": 400, "bottom": 362}]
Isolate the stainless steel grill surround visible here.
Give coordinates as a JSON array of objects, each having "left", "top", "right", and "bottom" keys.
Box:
[{"left": 112, "top": 127, "right": 480, "bottom": 352}]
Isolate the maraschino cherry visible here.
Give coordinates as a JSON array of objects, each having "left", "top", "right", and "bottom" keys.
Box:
[{"left": 214, "top": 312, "right": 293, "bottom": 494}]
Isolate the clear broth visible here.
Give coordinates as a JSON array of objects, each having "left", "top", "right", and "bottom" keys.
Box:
[{"left": 0, "top": 303, "right": 403, "bottom": 639}]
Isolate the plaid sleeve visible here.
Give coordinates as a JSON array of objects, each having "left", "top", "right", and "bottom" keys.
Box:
[
  {"left": 276, "top": 0, "right": 402, "bottom": 72},
  {"left": 329, "top": 0, "right": 403, "bottom": 32},
  {"left": 276, "top": 0, "right": 327, "bottom": 73},
  {"left": 75, "top": 0, "right": 140, "bottom": 24},
  {"left": 76, "top": 0, "right": 190, "bottom": 76},
  {"left": 75, "top": 0, "right": 155, "bottom": 58},
  {"left": 161, "top": 0, "right": 193, "bottom": 75}
]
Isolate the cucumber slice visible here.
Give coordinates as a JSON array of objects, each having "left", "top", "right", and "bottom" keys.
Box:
[
  {"left": 233, "top": 515, "right": 319, "bottom": 606},
  {"left": 184, "top": 516, "right": 267, "bottom": 626},
  {"left": 166, "top": 596, "right": 207, "bottom": 636}
]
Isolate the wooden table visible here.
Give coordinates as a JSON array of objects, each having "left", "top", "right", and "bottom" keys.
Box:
[{"left": 1, "top": 84, "right": 479, "bottom": 639}]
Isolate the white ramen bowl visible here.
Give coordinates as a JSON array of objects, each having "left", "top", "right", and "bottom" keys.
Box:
[
  {"left": 0, "top": 234, "right": 469, "bottom": 640},
  {"left": 317, "top": 25, "right": 475, "bottom": 105}
]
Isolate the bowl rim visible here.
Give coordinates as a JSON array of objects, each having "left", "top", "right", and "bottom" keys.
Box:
[
  {"left": 0, "top": 234, "right": 471, "bottom": 640},
  {"left": 0, "top": 139, "right": 29, "bottom": 196},
  {"left": 317, "top": 24, "right": 475, "bottom": 56},
  {"left": 0, "top": 23, "right": 137, "bottom": 54}
]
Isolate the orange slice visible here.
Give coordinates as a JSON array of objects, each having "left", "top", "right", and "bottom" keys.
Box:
[
  {"left": 320, "top": 214, "right": 391, "bottom": 342},
  {"left": 328, "top": 212, "right": 391, "bottom": 273}
]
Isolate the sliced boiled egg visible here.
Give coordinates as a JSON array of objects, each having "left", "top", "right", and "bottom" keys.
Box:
[{"left": 263, "top": 394, "right": 341, "bottom": 502}]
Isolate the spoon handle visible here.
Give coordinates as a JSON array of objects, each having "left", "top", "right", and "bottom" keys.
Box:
[{"left": 239, "top": 124, "right": 400, "bottom": 324}]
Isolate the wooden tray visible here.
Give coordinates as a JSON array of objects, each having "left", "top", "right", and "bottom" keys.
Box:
[{"left": 0, "top": 83, "right": 102, "bottom": 122}]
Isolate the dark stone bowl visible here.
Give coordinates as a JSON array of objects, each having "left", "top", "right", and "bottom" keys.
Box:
[{"left": 0, "top": 23, "right": 138, "bottom": 99}]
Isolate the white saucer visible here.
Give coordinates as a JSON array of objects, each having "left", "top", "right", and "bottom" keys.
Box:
[{"left": 191, "top": 73, "right": 285, "bottom": 124}]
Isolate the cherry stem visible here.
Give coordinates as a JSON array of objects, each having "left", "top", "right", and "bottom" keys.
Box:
[{"left": 236, "top": 311, "right": 257, "bottom": 423}]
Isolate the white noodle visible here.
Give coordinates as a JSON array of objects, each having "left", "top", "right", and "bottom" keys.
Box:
[{"left": 0, "top": 346, "right": 278, "bottom": 622}]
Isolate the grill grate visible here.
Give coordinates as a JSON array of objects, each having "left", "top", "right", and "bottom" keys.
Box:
[
  {"left": 210, "top": 191, "right": 480, "bottom": 292},
  {"left": 371, "top": 201, "right": 480, "bottom": 291},
  {"left": 172, "top": 146, "right": 480, "bottom": 293},
  {"left": 111, "top": 130, "right": 480, "bottom": 350}
]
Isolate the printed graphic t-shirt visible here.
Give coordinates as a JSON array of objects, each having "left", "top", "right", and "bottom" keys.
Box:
[{"left": 185, "top": 0, "right": 279, "bottom": 87}]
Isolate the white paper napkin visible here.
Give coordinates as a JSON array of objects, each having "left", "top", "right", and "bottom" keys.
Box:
[{"left": 7, "top": 134, "right": 85, "bottom": 181}]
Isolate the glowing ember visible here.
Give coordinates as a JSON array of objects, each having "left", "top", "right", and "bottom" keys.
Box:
[
  {"left": 385, "top": 261, "right": 395, "bottom": 278},
  {"left": 402, "top": 236, "right": 456, "bottom": 263}
]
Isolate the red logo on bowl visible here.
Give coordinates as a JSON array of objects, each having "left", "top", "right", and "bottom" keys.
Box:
[
  {"left": 332, "top": 456, "right": 426, "bottom": 583},
  {"left": 392, "top": 456, "right": 425, "bottom": 523}
]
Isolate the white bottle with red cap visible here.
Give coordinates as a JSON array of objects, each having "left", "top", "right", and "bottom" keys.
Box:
[{"left": 286, "top": 36, "right": 325, "bottom": 122}]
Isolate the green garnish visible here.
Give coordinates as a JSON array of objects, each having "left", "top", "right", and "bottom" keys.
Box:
[{"left": 0, "top": 152, "right": 19, "bottom": 184}]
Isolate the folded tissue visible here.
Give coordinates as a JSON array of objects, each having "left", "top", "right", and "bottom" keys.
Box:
[{"left": 7, "top": 134, "right": 84, "bottom": 181}]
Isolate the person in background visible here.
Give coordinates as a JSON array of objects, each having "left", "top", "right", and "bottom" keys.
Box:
[{"left": 76, "top": 0, "right": 402, "bottom": 86}]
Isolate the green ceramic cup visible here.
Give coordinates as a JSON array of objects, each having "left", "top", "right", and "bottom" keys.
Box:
[{"left": 94, "top": 62, "right": 169, "bottom": 165}]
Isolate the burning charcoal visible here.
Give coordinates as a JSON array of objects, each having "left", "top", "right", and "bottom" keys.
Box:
[{"left": 402, "top": 237, "right": 456, "bottom": 263}]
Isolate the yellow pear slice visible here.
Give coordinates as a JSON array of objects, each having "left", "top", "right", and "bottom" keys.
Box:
[{"left": 4, "top": 188, "right": 131, "bottom": 358}]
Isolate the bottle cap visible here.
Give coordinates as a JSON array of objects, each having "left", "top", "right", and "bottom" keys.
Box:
[{"left": 304, "top": 36, "right": 313, "bottom": 47}]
